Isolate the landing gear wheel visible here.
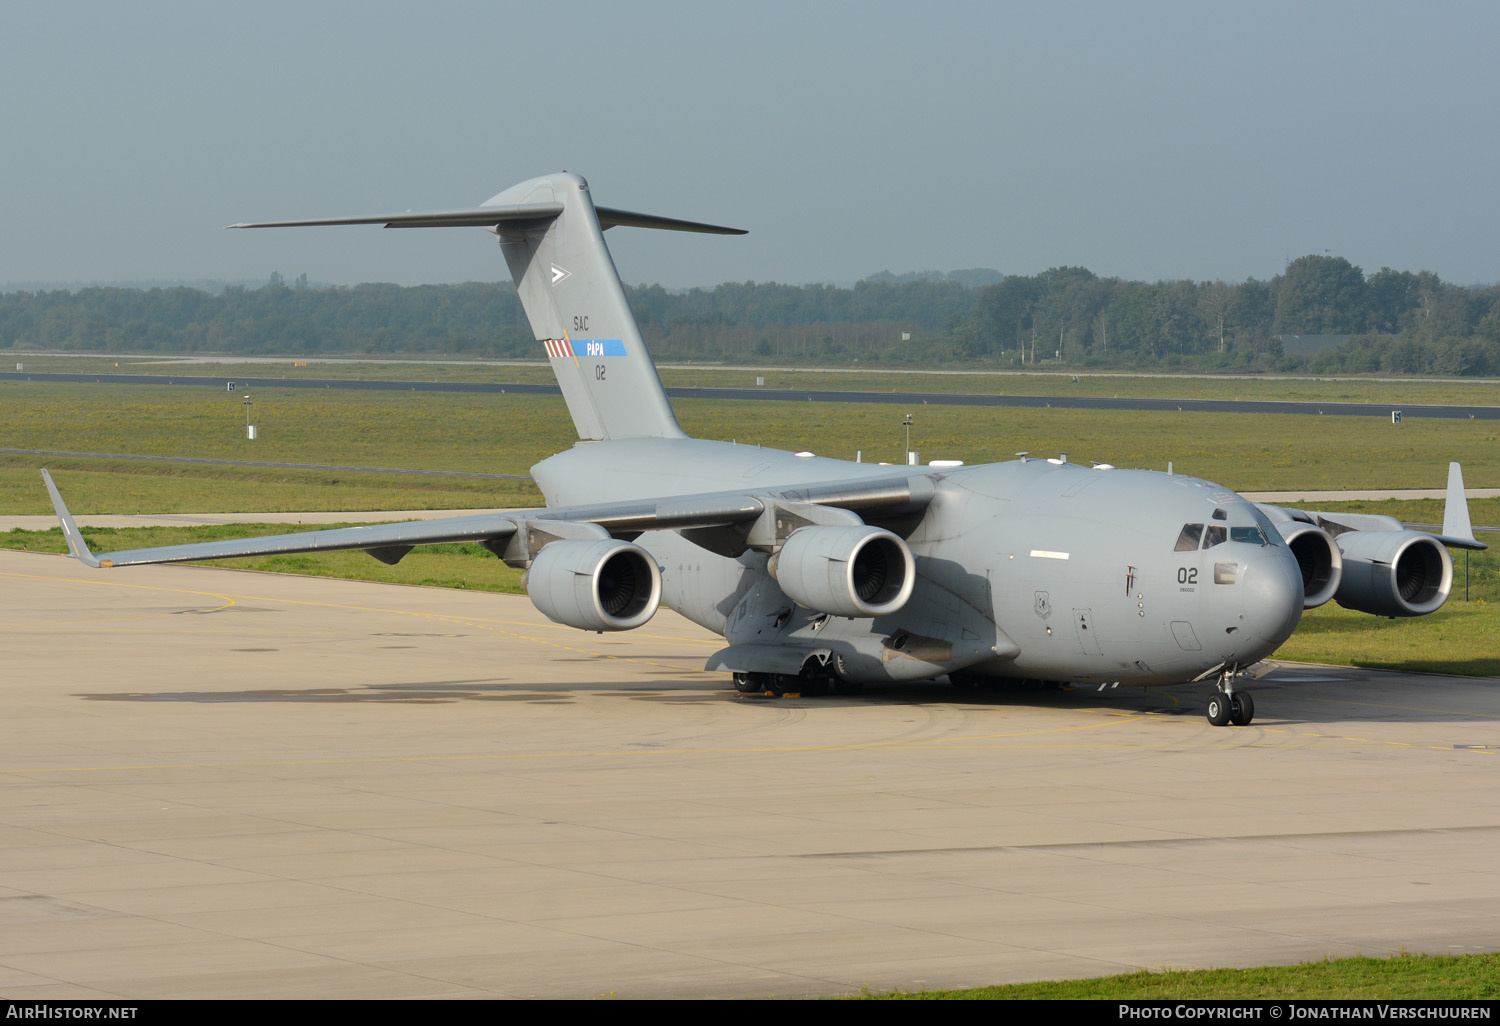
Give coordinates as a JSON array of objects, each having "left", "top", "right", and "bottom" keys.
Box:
[
  {"left": 1230, "top": 690, "right": 1255, "bottom": 726},
  {"left": 1206, "top": 692, "right": 1232, "bottom": 727},
  {"left": 766, "top": 674, "right": 793, "bottom": 697},
  {"left": 800, "top": 674, "right": 830, "bottom": 697},
  {"left": 732, "top": 672, "right": 767, "bottom": 695}
]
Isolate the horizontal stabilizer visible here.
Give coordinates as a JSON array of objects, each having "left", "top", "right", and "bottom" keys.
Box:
[
  {"left": 226, "top": 203, "right": 565, "bottom": 230},
  {"left": 228, "top": 204, "right": 745, "bottom": 235},
  {"left": 594, "top": 206, "right": 747, "bottom": 235}
]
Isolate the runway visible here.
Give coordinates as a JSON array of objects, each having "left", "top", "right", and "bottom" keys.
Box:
[
  {"left": 5, "top": 371, "right": 1499, "bottom": 419},
  {"left": 2, "top": 549, "right": 1499, "bottom": 999}
]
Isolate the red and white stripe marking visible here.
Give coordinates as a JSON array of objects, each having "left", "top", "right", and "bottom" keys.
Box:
[{"left": 543, "top": 338, "right": 572, "bottom": 359}]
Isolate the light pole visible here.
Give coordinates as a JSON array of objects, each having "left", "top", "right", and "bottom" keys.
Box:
[
  {"left": 902, "top": 414, "right": 913, "bottom": 465},
  {"left": 243, "top": 394, "right": 254, "bottom": 439}
]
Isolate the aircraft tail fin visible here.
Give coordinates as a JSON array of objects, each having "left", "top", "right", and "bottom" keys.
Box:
[
  {"left": 231, "top": 172, "right": 746, "bottom": 442},
  {"left": 488, "top": 172, "right": 722, "bottom": 442}
]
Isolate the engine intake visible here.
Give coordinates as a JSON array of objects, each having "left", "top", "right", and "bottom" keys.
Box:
[
  {"left": 524, "top": 539, "right": 661, "bottom": 631},
  {"left": 1271, "top": 522, "right": 1343, "bottom": 608},
  {"left": 1334, "top": 530, "right": 1452, "bottom": 618},
  {"left": 768, "top": 525, "right": 915, "bottom": 618}
]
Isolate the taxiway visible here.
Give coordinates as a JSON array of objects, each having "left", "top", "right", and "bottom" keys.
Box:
[{"left": 2, "top": 550, "right": 1498, "bottom": 998}]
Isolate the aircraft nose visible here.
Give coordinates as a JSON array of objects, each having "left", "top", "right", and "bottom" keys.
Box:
[{"left": 1234, "top": 548, "right": 1303, "bottom": 657}]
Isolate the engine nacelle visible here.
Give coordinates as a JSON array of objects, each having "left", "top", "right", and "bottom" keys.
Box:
[
  {"left": 767, "top": 525, "right": 915, "bottom": 618},
  {"left": 1271, "top": 521, "right": 1343, "bottom": 608},
  {"left": 1334, "top": 530, "right": 1452, "bottom": 618},
  {"left": 524, "top": 539, "right": 661, "bottom": 631}
]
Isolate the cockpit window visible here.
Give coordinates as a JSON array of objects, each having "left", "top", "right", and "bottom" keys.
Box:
[
  {"left": 1174, "top": 524, "right": 1204, "bottom": 551},
  {"left": 1202, "top": 525, "right": 1227, "bottom": 548},
  {"left": 1230, "top": 526, "right": 1267, "bottom": 546},
  {"left": 1212, "top": 508, "right": 1227, "bottom": 521}
]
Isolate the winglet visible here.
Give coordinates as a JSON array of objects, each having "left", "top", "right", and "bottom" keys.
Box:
[
  {"left": 1435, "top": 462, "right": 1486, "bottom": 551},
  {"left": 40, "top": 471, "right": 104, "bottom": 568}
]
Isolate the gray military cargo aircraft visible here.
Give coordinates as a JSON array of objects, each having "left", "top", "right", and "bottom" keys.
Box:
[{"left": 42, "top": 172, "right": 1486, "bottom": 725}]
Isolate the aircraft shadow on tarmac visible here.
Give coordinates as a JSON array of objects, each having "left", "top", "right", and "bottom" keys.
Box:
[
  {"left": 56, "top": 673, "right": 1259, "bottom": 712},
  {"left": 68, "top": 666, "right": 1488, "bottom": 728}
]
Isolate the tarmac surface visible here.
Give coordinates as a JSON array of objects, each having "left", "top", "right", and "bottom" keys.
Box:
[{"left": 3, "top": 548, "right": 1499, "bottom": 999}]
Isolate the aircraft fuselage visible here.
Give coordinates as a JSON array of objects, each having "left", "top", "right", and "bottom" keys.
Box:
[{"left": 532, "top": 438, "right": 1305, "bottom": 687}]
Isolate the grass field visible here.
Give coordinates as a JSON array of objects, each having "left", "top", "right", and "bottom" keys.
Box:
[
  {"left": 858, "top": 952, "right": 1500, "bottom": 999},
  {"left": 0, "top": 383, "right": 560, "bottom": 513},
  {"left": 4, "top": 381, "right": 1498, "bottom": 515}
]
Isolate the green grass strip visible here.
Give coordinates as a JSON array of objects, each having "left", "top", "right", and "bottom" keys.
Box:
[{"left": 857, "top": 952, "right": 1500, "bottom": 999}]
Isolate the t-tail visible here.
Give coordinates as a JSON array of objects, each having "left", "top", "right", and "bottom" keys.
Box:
[{"left": 230, "top": 171, "right": 746, "bottom": 441}]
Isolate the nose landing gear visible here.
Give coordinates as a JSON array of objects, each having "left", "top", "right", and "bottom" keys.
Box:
[
  {"left": 1206, "top": 666, "right": 1255, "bottom": 726},
  {"left": 1206, "top": 691, "right": 1232, "bottom": 726},
  {"left": 1229, "top": 690, "right": 1254, "bottom": 726},
  {"left": 1205, "top": 689, "right": 1254, "bottom": 726}
]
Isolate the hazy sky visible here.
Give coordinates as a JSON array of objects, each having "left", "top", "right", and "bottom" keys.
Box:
[{"left": 4, "top": 1, "right": 1497, "bottom": 289}]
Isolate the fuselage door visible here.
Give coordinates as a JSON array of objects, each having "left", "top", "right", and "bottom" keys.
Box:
[{"left": 1072, "top": 608, "right": 1102, "bottom": 656}]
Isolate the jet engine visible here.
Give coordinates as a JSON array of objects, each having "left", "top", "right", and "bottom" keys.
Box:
[
  {"left": 1333, "top": 530, "right": 1452, "bottom": 618},
  {"left": 1271, "top": 521, "right": 1343, "bottom": 608},
  {"left": 767, "top": 525, "right": 915, "bottom": 618},
  {"left": 524, "top": 539, "right": 662, "bottom": 631}
]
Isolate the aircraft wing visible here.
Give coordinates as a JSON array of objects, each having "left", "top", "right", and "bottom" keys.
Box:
[
  {"left": 1255, "top": 461, "right": 1486, "bottom": 551},
  {"left": 42, "top": 471, "right": 527, "bottom": 569},
  {"left": 41, "top": 469, "right": 931, "bottom": 570}
]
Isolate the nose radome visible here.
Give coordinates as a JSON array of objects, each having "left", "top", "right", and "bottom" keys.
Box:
[{"left": 1237, "top": 548, "right": 1304, "bottom": 656}]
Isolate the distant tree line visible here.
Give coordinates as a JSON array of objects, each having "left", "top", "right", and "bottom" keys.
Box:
[
  {"left": 959, "top": 257, "right": 1500, "bottom": 376},
  {"left": 3, "top": 255, "right": 1498, "bottom": 375}
]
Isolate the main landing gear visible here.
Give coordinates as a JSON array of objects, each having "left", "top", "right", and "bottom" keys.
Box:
[
  {"left": 731, "top": 666, "right": 863, "bottom": 698},
  {"left": 732, "top": 672, "right": 767, "bottom": 694}
]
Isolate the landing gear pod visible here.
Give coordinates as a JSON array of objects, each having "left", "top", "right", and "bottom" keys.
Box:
[
  {"left": 767, "top": 525, "right": 915, "bottom": 618},
  {"left": 1273, "top": 522, "right": 1343, "bottom": 608},
  {"left": 1334, "top": 531, "right": 1452, "bottom": 617},
  {"left": 525, "top": 539, "right": 662, "bottom": 631}
]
